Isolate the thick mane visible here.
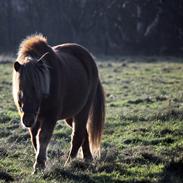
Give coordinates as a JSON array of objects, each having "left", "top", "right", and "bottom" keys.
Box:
[
  {"left": 14, "top": 34, "right": 51, "bottom": 107},
  {"left": 17, "top": 34, "right": 51, "bottom": 62},
  {"left": 13, "top": 60, "right": 50, "bottom": 109}
]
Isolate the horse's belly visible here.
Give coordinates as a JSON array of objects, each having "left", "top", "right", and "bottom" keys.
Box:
[
  {"left": 59, "top": 89, "right": 88, "bottom": 119},
  {"left": 59, "top": 75, "right": 90, "bottom": 119}
]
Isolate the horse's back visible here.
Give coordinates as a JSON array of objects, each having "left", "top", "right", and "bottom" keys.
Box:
[{"left": 53, "top": 43, "right": 98, "bottom": 79}]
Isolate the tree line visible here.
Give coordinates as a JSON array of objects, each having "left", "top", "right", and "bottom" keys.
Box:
[{"left": 0, "top": 0, "right": 182, "bottom": 55}]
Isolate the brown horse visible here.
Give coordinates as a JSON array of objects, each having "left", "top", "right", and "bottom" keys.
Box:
[{"left": 12, "top": 34, "right": 105, "bottom": 173}]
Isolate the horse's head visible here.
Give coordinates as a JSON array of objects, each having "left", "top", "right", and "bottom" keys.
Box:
[{"left": 13, "top": 53, "right": 50, "bottom": 128}]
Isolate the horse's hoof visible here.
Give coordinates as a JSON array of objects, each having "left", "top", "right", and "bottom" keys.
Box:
[
  {"left": 84, "top": 156, "right": 93, "bottom": 163},
  {"left": 33, "top": 162, "right": 46, "bottom": 174}
]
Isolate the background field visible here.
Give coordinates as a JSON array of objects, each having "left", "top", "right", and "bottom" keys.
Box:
[{"left": 0, "top": 56, "right": 183, "bottom": 183}]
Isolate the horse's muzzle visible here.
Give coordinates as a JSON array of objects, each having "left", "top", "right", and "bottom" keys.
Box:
[{"left": 22, "top": 113, "right": 36, "bottom": 128}]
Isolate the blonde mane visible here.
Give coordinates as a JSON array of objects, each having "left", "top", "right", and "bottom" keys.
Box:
[
  {"left": 17, "top": 34, "right": 49, "bottom": 62},
  {"left": 13, "top": 34, "right": 51, "bottom": 108}
]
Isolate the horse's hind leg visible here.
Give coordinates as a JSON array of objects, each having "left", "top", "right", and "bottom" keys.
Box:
[
  {"left": 82, "top": 129, "right": 92, "bottom": 160},
  {"left": 66, "top": 117, "right": 93, "bottom": 158},
  {"left": 65, "top": 106, "right": 91, "bottom": 165}
]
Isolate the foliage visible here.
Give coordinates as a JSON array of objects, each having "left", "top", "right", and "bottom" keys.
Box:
[{"left": 0, "top": 0, "right": 183, "bottom": 55}]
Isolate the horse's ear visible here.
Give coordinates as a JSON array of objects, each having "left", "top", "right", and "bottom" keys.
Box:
[
  {"left": 37, "top": 52, "right": 49, "bottom": 64},
  {"left": 14, "top": 62, "right": 21, "bottom": 72}
]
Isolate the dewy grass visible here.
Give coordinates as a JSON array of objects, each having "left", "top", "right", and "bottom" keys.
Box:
[{"left": 0, "top": 57, "right": 183, "bottom": 182}]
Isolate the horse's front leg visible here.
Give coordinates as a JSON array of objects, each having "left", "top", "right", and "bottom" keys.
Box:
[
  {"left": 29, "top": 120, "right": 40, "bottom": 152},
  {"left": 33, "top": 118, "right": 56, "bottom": 173}
]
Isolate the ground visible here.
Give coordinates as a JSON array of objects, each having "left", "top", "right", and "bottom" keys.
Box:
[{"left": 0, "top": 55, "right": 183, "bottom": 183}]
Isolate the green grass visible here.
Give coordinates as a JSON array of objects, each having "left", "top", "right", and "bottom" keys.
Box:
[{"left": 0, "top": 57, "right": 183, "bottom": 182}]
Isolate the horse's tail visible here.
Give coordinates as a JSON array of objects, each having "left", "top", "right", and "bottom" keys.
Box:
[{"left": 88, "top": 80, "right": 105, "bottom": 157}]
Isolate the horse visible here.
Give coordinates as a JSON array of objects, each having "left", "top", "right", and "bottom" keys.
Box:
[{"left": 12, "top": 34, "right": 105, "bottom": 173}]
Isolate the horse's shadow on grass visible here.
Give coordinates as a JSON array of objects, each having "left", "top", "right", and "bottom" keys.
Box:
[
  {"left": 44, "top": 155, "right": 121, "bottom": 183},
  {"left": 44, "top": 167, "right": 95, "bottom": 183},
  {"left": 44, "top": 160, "right": 97, "bottom": 183},
  {"left": 0, "top": 171, "right": 14, "bottom": 182},
  {"left": 161, "top": 159, "right": 183, "bottom": 183}
]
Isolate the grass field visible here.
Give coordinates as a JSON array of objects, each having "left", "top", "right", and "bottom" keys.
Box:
[{"left": 0, "top": 56, "right": 183, "bottom": 183}]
